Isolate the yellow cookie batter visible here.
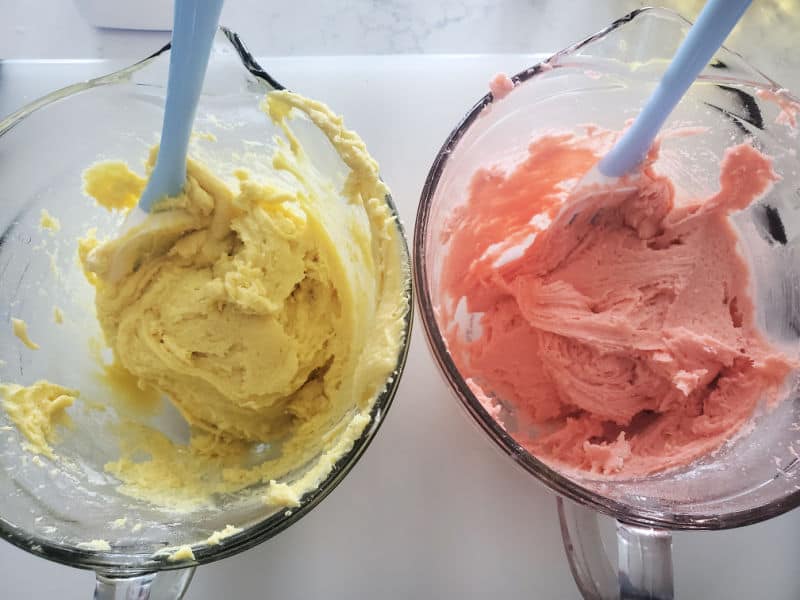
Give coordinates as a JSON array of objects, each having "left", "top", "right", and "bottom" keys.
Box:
[
  {"left": 83, "top": 160, "right": 146, "bottom": 211},
  {"left": 167, "top": 545, "right": 195, "bottom": 562},
  {"left": 11, "top": 318, "right": 39, "bottom": 350},
  {"left": 39, "top": 209, "right": 61, "bottom": 233},
  {"left": 0, "top": 381, "right": 77, "bottom": 459},
  {"left": 205, "top": 524, "right": 242, "bottom": 546},
  {"left": 77, "top": 539, "right": 111, "bottom": 551},
  {"left": 0, "top": 90, "right": 408, "bottom": 510}
]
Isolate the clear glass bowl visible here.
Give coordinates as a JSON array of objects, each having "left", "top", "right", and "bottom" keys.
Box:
[
  {"left": 415, "top": 7, "right": 799, "bottom": 598},
  {"left": 0, "top": 27, "right": 412, "bottom": 593}
]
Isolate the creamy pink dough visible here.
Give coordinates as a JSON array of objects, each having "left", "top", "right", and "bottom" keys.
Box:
[
  {"left": 440, "top": 132, "right": 795, "bottom": 477},
  {"left": 757, "top": 88, "right": 800, "bottom": 128},
  {"left": 489, "top": 73, "right": 515, "bottom": 100}
]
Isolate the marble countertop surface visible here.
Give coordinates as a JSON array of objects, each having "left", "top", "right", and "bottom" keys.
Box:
[{"left": 2, "top": 0, "right": 799, "bottom": 88}]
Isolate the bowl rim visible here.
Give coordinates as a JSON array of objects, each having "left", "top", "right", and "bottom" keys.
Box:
[
  {"left": 412, "top": 6, "right": 800, "bottom": 531},
  {"left": 0, "top": 26, "right": 415, "bottom": 573}
]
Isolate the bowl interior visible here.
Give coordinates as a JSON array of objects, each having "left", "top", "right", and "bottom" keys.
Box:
[
  {"left": 0, "top": 32, "right": 411, "bottom": 570},
  {"left": 416, "top": 8, "right": 800, "bottom": 528}
]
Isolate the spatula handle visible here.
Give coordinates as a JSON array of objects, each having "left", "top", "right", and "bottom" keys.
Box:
[
  {"left": 599, "top": 0, "right": 752, "bottom": 178},
  {"left": 140, "top": 0, "right": 225, "bottom": 211}
]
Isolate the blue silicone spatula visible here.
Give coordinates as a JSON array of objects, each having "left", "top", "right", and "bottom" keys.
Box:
[
  {"left": 89, "top": 0, "right": 224, "bottom": 280},
  {"left": 562, "top": 0, "right": 752, "bottom": 222},
  {"left": 136, "top": 0, "right": 225, "bottom": 214}
]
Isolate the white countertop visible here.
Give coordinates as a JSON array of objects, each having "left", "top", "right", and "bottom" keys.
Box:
[
  {"left": 2, "top": 3, "right": 800, "bottom": 599},
  {"left": 3, "top": 0, "right": 800, "bottom": 89}
]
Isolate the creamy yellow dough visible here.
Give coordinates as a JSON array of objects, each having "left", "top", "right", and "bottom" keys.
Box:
[
  {"left": 39, "top": 209, "right": 61, "bottom": 233},
  {"left": 167, "top": 545, "right": 195, "bottom": 562},
  {"left": 83, "top": 160, "right": 146, "bottom": 211},
  {"left": 205, "top": 524, "right": 242, "bottom": 545},
  {"left": 2, "top": 90, "right": 408, "bottom": 509},
  {"left": 11, "top": 318, "right": 39, "bottom": 350},
  {"left": 0, "top": 381, "right": 76, "bottom": 459},
  {"left": 77, "top": 539, "right": 111, "bottom": 551}
]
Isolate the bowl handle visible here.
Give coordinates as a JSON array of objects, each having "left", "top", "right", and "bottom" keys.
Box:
[
  {"left": 93, "top": 568, "right": 196, "bottom": 600},
  {"left": 557, "top": 497, "right": 674, "bottom": 600}
]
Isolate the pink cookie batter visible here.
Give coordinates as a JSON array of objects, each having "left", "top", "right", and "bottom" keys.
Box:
[
  {"left": 757, "top": 88, "right": 800, "bottom": 129},
  {"left": 489, "top": 73, "right": 515, "bottom": 101},
  {"left": 440, "top": 132, "right": 794, "bottom": 477}
]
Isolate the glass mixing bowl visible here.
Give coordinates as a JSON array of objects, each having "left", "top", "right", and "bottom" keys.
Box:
[
  {"left": 414, "top": 8, "right": 800, "bottom": 599},
  {"left": 0, "top": 29, "right": 412, "bottom": 599}
]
